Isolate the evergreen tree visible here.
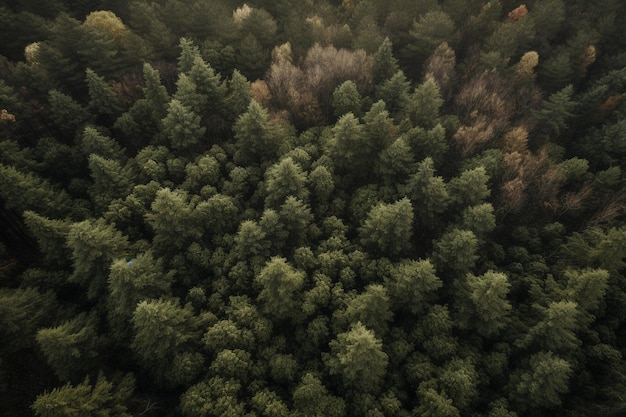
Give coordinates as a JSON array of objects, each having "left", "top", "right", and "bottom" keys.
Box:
[
  {"left": 161, "top": 99, "right": 206, "bottom": 152},
  {"left": 345, "top": 284, "right": 393, "bottom": 337},
  {"left": 255, "top": 257, "right": 305, "bottom": 322},
  {"left": 32, "top": 372, "right": 135, "bottom": 417},
  {"left": 292, "top": 373, "right": 346, "bottom": 417},
  {"left": 327, "top": 322, "right": 389, "bottom": 393},
  {"left": 384, "top": 259, "right": 442, "bottom": 315},
  {"left": 359, "top": 198, "right": 414, "bottom": 258},
  {"left": 372, "top": 37, "right": 400, "bottom": 85},
  {"left": 85, "top": 68, "right": 123, "bottom": 117},
  {"left": 66, "top": 218, "right": 129, "bottom": 300},
  {"left": 332, "top": 80, "right": 362, "bottom": 119},
  {"left": 36, "top": 313, "right": 102, "bottom": 381},
  {"left": 264, "top": 157, "right": 309, "bottom": 209}
]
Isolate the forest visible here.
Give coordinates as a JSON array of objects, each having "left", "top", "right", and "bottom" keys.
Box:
[{"left": 0, "top": 0, "right": 626, "bottom": 416}]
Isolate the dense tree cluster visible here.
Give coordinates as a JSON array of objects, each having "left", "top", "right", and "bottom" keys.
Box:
[{"left": 1, "top": 0, "right": 626, "bottom": 416}]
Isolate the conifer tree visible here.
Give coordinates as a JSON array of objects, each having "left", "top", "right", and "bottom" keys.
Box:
[
  {"left": 161, "top": 99, "right": 206, "bottom": 152},
  {"left": 359, "top": 198, "right": 414, "bottom": 258},
  {"left": 32, "top": 372, "right": 135, "bottom": 417},
  {"left": 327, "top": 322, "right": 388, "bottom": 393},
  {"left": 372, "top": 37, "right": 400, "bottom": 85},
  {"left": 36, "top": 313, "right": 102, "bottom": 381},
  {"left": 255, "top": 257, "right": 305, "bottom": 322},
  {"left": 85, "top": 68, "right": 123, "bottom": 117}
]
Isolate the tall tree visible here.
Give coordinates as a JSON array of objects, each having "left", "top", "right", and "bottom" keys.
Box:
[{"left": 327, "top": 322, "right": 389, "bottom": 393}]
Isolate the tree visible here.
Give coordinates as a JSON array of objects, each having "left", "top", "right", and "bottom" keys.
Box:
[
  {"left": 359, "top": 198, "right": 414, "bottom": 258},
  {"left": 233, "top": 100, "right": 281, "bottom": 166},
  {"left": 532, "top": 84, "right": 577, "bottom": 137},
  {"left": 161, "top": 99, "right": 206, "bottom": 152},
  {"left": 180, "top": 376, "right": 245, "bottom": 417},
  {"left": 376, "top": 70, "right": 411, "bottom": 118},
  {"left": 345, "top": 284, "right": 393, "bottom": 337},
  {"left": 404, "top": 11, "right": 455, "bottom": 77},
  {"left": 372, "top": 37, "right": 400, "bottom": 85},
  {"left": 511, "top": 351, "right": 573, "bottom": 410},
  {"left": 433, "top": 229, "right": 479, "bottom": 274},
  {"left": 32, "top": 372, "right": 135, "bottom": 417},
  {"left": 88, "top": 154, "right": 134, "bottom": 214},
  {"left": 145, "top": 187, "right": 200, "bottom": 253},
  {"left": 36, "top": 313, "right": 102, "bottom": 381},
  {"left": 385, "top": 259, "right": 442, "bottom": 314},
  {"left": 414, "top": 383, "right": 460, "bottom": 417},
  {"left": 23, "top": 211, "right": 72, "bottom": 267},
  {"left": 85, "top": 68, "right": 123, "bottom": 117},
  {"left": 67, "top": 218, "right": 129, "bottom": 300},
  {"left": 178, "top": 37, "right": 201, "bottom": 74},
  {"left": 524, "top": 301, "right": 580, "bottom": 352},
  {"left": 327, "top": 322, "right": 388, "bottom": 393},
  {"left": 465, "top": 270, "right": 511, "bottom": 336},
  {"left": 332, "top": 80, "right": 362, "bottom": 118},
  {"left": 0, "top": 287, "right": 58, "bottom": 354},
  {"left": 255, "top": 257, "right": 305, "bottom": 322},
  {"left": 406, "top": 78, "right": 444, "bottom": 129},
  {"left": 264, "top": 157, "right": 309, "bottom": 209},
  {"left": 225, "top": 69, "right": 252, "bottom": 120},
  {"left": 48, "top": 89, "right": 91, "bottom": 136},
  {"left": 131, "top": 298, "right": 204, "bottom": 385},
  {"left": 80, "top": 126, "right": 125, "bottom": 162},
  {"left": 403, "top": 157, "right": 449, "bottom": 226},
  {"left": 447, "top": 166, "right": 491, "bottom": 207},
  {"left": 107, "top": 252, "right": 173, "bottom": 341},
  {"left": 292, "top": 373, "right": 346, "bottom": 417}
]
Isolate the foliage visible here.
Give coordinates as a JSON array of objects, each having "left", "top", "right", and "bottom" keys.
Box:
[{"left": 1, "top": 1, "right": 625, "bottom": 416}]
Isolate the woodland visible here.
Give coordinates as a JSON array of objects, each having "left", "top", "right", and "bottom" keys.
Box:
[{"left": 1, "top": 0, "right": 626, "bottom": 416}]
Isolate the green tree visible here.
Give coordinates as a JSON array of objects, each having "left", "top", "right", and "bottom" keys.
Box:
[
  {"left": 180, "top": 376, "right": 245, "bottom": 417},
  {"left": 406, "top": 78, "right": 444, "bottom": 129},
  {"left": 332, "top": 80, "right": 362, "bottom": 119},
  {"left": 80, "top": 126, "right": 125, "bottom": 162},
  {"left": 178, "top": 37, "right": 201, "bottom": 74},
  {"left": 131, "top": 298, "right": 204, "bottom": 385},
  {"left": 36, "top": 313, "right": 102, "bottom": 381},
  {"left": 23, "top": 211, "right": 71, "bottom": 267},
  {"left": 433, "top": 229, "right": 479, "bottom": 274},
  {"left": 67, "top": 218, "right": 129, "bottom": 300},
  {"left": 48, "top": 89, "right": 91, "bottom": 136},
  {"left": 465, "top": 270, "right": 511, "bottom": 336},
  {"left": 384, "top": 259, "right": 442, "bottom": 315},
  {"left": 511, "top": 351, "right": 573, "bottom": 410},
  {"left": 292, "top": 373, "right": 346, "bottom": 417},
  {"left": 32, "top": 372, "right": 135, "bottom": 417},
  {"left": 375, "top": 70, "right": 411, "bottom": 118},
  {"left": 233, "top": 100, "right": 281, "bottom": 166},
  {"left": 145, "top": 187, "right": 200, "bottom": 253},
  {"left": 255, "top": 257, "right": 305, "bottom": 322},
  {"left": 107, "top": 252, "right": 174, "bottom": 341},
  {"left": 264, "top": 157, "right": 309, "bottom": 209},
  {"left": 225, "top": 69, "right": 252, "bottom": 120},
  {"left": 403, "top": 157, "right": 449, "bottom": 226},
  {"left": 327, "top": 322, "right": 388, "bottom": 393},
  {"left": 0, "top": 287, "right": 58, "bottom": 354},
  {"left": 345, "top": 284, "right": 393, "bottom": 337},
  {"left": 532, "top": 84, "right": 577, "bottom": 137},
  {"left": 404, "top": 11, "right": 455, "bottom": 77},
  {"left": 88, "top": 154, "right": 134, "bottom": 214},
  {"left": 524, "top": 301, "right": 580, "bottom": 352},
  {"left": 447, "top": 166, "right": 490, "bottom": 207},
  {"left": 161, "top": 99, "right": 206, "bottom": 152},
  {"left": 85, "top": 68, "right": 122, "bottom": 117},
  {"left": 414, "top": 383, "right": 460, "bottom": 417},
  {"left": 372, "top": 37, "right": 400, "bottom": 85},
  {"left": 359, "top": 198, "right": 414, "bottom": 257}
]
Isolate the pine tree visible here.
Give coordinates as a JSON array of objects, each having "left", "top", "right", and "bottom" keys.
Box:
[
  {"left": 332, "top": 80, "right": 362, "bottom": 119},
  {"left": 67, "top": 218, "right": 129, "bottom": 300},
  {"left": 327, "top": 322, "right": 389, "bottom": 393},
  {"left": 255, "top": 257, "right": 305, "bottom": 322},
  {"left": 178, "top": 37, "right": 201, "bottom": 75},
  {"left": 36, "top": 313, "right": 102, "bottom": 381},
  {"left": 345, "top": 284, "right": 393, "bottom": 337},
  {"left": 161, "top": 99, "right": 206, "bottom": 152},
  {"left": 372, "top": 37, "right": 400, "bottom": 85},
  {"left": 292, "top": 373, "right": 346, "bottom": 417},
  {"left": 85, "top": 68, "right": 123, "bottom": 116},
  {"left": 385, "top": 259, "right": 442, "bottom": 315},
  {"left": 32, "top": 372, "right": 135, "bottom": 417},
  {"left": 264, "top": 157, "right": 309, "bottom": 209},
  {"left": 359, "top": 198, "right": 414, "bottom": 258}
]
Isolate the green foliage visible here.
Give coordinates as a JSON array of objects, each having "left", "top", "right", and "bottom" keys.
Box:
[
  {"left": 0, "top": 287, "right": 58, "bottom": 354},
  {"left": 255, "top": 257, "right": 305, "bottom": 322},
  {"left": 327, "top": 322, "right": 389, "bottom": 393},
  {"left": 32, "top": 372, "right": 134, "bottom": 417},
  {"left": 2, "top": 2, "right": 626, "bottom": 416},
  {"left": 36, "top": 313, "right": 102, "bottom": 381},
  {"left": 359, "top": 198, "right": 414, "bottom": 257}
]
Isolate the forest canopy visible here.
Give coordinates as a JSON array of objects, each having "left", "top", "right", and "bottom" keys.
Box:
[{"left": 1, "top": 0, "right": 626, "bottom": 416}]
